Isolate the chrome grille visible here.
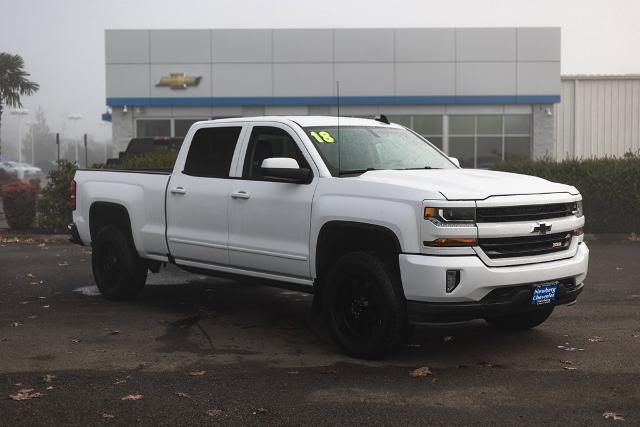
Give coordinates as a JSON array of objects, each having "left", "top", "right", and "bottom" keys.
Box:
[
  {"left": 479, "top": 232, "right": 572, "bottom": 259},
  {"left": 476, "top": 203, "right": 575, "bottom": 223}
]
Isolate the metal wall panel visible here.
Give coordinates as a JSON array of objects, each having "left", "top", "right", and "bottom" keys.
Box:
[
  {"left": 456, "top": 28, "right": 516, "bottom": 62},
  {"left": 149, "top": 30, "right": 211, "bottom": 64},
  {"left": 395, "top": 63, "right": 455, "bottom": 96},
  {"left": 517, "top": 62, "right": 561, "bottom": 95},
  {"left": 517, "top": 28, "right": 561, "bottom": 61},
  {"left": 106, "top": 27, "right": 561, "bottom": 102},
  {"left": 333, "top": 29, "right": 394, "bottom": 62},
  {"left": 273, "top": 29, "right": 333, "bottom": 62},
  {"left": 212, "top": 64, "right": 272, "bottom": 97},
  {"left": 273, "top": 63, "right": 334, "bottom": 96},
  {"left": 106, "top": 64, "right": 150, "bottom": 97},
  {"left": 105, "top": 30, "right": 149, "bottom": 64},
  {"left": 394, "top": 28, "right": 455, "bottom": 62},
  {"left": 211, "top": 29, "right": 271, "bottom": 63},
  {"left": 555, "top": 77, "right": 640, "bottom": 159},
  {"left": 456, "top": 63, "right": 516, "bottom": 95}
]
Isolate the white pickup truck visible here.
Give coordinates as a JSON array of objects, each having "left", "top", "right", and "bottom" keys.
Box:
[{"left": 70, "top": 116, "right": 589, "bottom": 358}]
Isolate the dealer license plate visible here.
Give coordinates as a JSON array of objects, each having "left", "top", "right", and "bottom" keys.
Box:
[{"left": 531, "top": 282, "right": 559, "bottom": 305}]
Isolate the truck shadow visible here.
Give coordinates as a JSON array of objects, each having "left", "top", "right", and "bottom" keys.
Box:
[{"left": 130, "top": 267, "right": 567, "bottom": 366}]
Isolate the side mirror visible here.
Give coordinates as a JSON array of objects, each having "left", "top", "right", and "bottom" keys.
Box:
[
  {"left": 449, "top": 157, "right": 461, "bottom": 167},
  {"left": 261, "top": 157, "right": 312, "bottom": 184}
]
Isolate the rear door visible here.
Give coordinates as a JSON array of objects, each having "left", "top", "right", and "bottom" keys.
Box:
[
  {"left": 227, "top": 123, "right": 318, "bottom": 280},
  {"left": 166, "top": 124, "right": 245, "bottom": 266}
]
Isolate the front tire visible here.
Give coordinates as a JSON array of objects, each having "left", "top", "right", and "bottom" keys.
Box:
[
  {"left": 485, "top": 306, "right": 554, "bottom": 330},
  {"left": 323, "top": 251, "right": 408, "bottom": 359},
  {"left": 92, "top": 225, "right": 147, "bottom": 301}
]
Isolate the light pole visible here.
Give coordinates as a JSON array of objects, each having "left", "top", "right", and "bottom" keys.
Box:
[
  {"left": 99, "top": 121, "right": 112, "bottom": 163},
  {"left": 25, "top": 120, "right": 36, "bottom": 165},
  {"left": 67, "top": 114, "right": 83, "bottom": 164},
  {"left": 10, "top": 108, "right": 29, "bottom": 179}
]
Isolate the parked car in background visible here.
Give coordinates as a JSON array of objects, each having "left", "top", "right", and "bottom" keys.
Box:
[
  {"left": 0, "top": 161, "right": 42, "bottom": 180},
  {"left": 106, "top": 136, "right": 183, "bottom": 166}
]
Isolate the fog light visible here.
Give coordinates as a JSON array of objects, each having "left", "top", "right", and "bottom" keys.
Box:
[{"left": 446, "top": 270, "right": 460, "bottom": 293}]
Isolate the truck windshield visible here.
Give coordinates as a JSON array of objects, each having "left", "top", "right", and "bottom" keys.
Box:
[{"left": 303, "top": 126, "right": 456, "bottom": 176}]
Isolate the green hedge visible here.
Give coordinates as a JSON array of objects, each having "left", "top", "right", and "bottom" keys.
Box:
[
  {"left": 491, "top": 155, "right": 640, "bottom": 233},
  {"left": 38, "top": 160, "right": 77, "bottom": 233},
  {"left": 94, "top": 151, "right": 178, "bottom": 171}
]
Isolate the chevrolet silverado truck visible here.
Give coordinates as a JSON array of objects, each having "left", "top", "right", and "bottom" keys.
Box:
[{"left": 70, "top": 116, "right": 589, "bottom": 359}]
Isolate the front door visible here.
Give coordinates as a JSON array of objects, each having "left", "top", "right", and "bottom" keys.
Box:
[
  {"left": 166, "top": 124, "right": 245, "bottom": 266},
  {"left": 228, "top": 124, "right": 318, "bottom": 280}
]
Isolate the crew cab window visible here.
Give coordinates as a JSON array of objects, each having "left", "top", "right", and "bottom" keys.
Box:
[
  {"left": 183, "top": 126, "right": 242, "bottom": 178},
  {"left": 243, "top": 126, "right": 310, "bottom": 180}
]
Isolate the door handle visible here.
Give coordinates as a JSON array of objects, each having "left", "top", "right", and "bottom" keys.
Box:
[
  {"left": 231, "top": 190, "right": 250, "bottom": 200},
  {"left": 170, "top": 187, "right": 186, "bottom": 195}
]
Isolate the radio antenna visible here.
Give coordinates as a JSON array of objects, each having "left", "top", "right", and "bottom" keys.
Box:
[{"left": 336, "top": 80, "right": 341, "bottom": 176}]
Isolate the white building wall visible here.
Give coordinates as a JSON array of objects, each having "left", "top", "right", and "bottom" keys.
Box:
[{"left": 555, "top": 76, "right": 640, "bottom": 159}]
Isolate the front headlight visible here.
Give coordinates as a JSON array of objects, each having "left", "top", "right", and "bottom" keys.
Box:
[
  {"left": 424, "top": 207, "right": 476, "bottom": 225},
  {"left": 573, "top": 200, "right": 584, "bottom": 217}
]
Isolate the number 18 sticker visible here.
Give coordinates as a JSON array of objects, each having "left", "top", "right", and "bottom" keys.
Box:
[{"left": 309, "top": 131, "right": 335, "bottom": 143}]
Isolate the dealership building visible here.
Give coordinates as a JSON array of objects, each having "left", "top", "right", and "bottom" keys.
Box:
[{"left": 105, "top": 27, "right": 564, "bottom": 168}]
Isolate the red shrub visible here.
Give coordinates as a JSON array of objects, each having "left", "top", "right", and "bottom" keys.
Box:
[
  {"left": 1, "top": 180, "right": 37, "bottom": 229},
  {"left": 0, "top": 169, "right": 16, "bottom": 187}
]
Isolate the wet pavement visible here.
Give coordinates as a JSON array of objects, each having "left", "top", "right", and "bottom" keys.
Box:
[{"left": 1, "top": 236, "right": 639, "bottom": 425}]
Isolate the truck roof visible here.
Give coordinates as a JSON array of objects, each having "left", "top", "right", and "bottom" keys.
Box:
[{"left": 194, "top": 116, "right": 403, "bottom": 128}]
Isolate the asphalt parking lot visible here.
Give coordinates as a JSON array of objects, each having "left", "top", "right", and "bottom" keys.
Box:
[{"left": 1, "top": 235, "right": 639, "bottom": 425}]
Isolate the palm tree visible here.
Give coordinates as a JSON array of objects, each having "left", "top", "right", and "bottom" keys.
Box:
[{"left": 0, "top": 53, "right": 39, "bottom": 159}]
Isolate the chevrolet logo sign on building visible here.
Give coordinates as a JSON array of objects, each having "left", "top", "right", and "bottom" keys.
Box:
[{"left": 156, "top": 73, "right": 201, "bottom": 90}]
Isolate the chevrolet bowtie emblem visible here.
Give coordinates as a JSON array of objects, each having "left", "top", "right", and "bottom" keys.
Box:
[
  {"left": 532, "top": 222, "right": 552, "bottom": 235},
  {"left": 156, "top": 73, "right": 202, "bottom": 90}
]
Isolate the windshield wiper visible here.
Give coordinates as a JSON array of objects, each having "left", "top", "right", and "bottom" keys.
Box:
[
  {"left": 397, "top": 166, "right": 441, "bottom": 170},
  {"left": 338, "top": 167, "right": 380, "bottom": 176}
]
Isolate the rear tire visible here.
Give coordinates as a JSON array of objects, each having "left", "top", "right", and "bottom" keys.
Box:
[
  {"left": 485, "top": 306, "right": 554, "bottom": 330},
  {"left": 92, "top": 225, "right": 147, "bottom": 301},
  {"left": 323, "top": 251, "right": 408, "bottom": 359}
]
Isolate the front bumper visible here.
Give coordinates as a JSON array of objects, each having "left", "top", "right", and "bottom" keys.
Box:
[
  {"left": 407, "top": 281, "right": 583, "bottom": 323},
  {"left": 399, "top": 242, "right": 589, "bottom": 320}
]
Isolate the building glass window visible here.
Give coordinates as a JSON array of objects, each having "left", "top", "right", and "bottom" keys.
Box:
[
  {"left": 448, "top": 114, "right": 531, "bottom": 168},
  {"left": 136, "top": 119, "right": 171, "bottom": 137}
]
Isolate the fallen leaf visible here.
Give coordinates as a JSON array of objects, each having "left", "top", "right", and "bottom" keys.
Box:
[
  {"left": 321, "top": 368, "right": 337, "bottom": 375},
  {"left": 176, "top": 392, "right": 191, "bottom": 399},
  {"left": 588, "top": 336, "right": 605, "bottom": 343},
  {"left": 28, "top": 315, "right": 38, "bottom": 319},
  {"left": 113, "top": 379, "right": 127, "bottom": 385},
  {"left": 287, "top": 371, "right": 299, "bottom": 375},
  {"left": 120, "top": 394, "right": 143, "bottom": 401},
  {"left": 603, "top": 412, "right": 625, "bottom": 421},
  {"left": 479, "top": 361, "right": 505, "bottom": 368},
  {"left": 207, "top": 409, "right": 223, "bottom": 417},
  {"left": 58, "top": 261, "right": 69, "bottom": 266},
  {"left": 253, "top": 407, "right": 268, "bottom": 415},
  {"left": 443, "top": 336, "right": 454, "bottom": 342},
  {"left": 10, "top": 389, "right": 44, "bottom": 401},
  {"left": 560, "top": 360, "right": 573, "bottom": 365},
  {"left": 562, "top": 366, "right": 578, "bottom": 370},
  {"left": 46, "top": 386, "right": 54, "bottom": 390},
  {"left": 42, "top": 374, "right": 56, "bottom": 383},
  {"left": 406, "top": 342, "right": 421, "bottom": 348},
  {"left": 10, "top": 322, "right": 23, "bottom": 327},
  {"left": 26, "top": 273, "right": 34, "bottom": 278},
  {"left": 409, "top": 367, "right": 433, "bottom": 378},
  {"left": 42, "top": 305, "right": 50, "bottom": 309},
  {"left": 105, "top": 329, "right": 120, "bottom": 335},
  {"left": 19, "top": 301, "right": 28, "bottom": 305},
  {"left": 71, "top": 338, "right": 81, "bottom": 344},
  {"left": 102, "top": 413, "right": 115, "bottom": 419},
  {"left": 189, "top": 370, "right": 207, "bottom": 377}
]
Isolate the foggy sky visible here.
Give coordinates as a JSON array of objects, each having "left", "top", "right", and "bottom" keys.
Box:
[{"left": 1, "top": 0, "right": 639, "bottom": 160}]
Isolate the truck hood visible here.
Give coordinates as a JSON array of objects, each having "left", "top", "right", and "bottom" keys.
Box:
[{"left": 353, "top": 169, "right": 578, "bottom": 200}]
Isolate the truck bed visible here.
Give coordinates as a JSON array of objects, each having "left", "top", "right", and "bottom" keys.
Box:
[{"left": 73, "top": 169, "right": 172, "bottom": 261}]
